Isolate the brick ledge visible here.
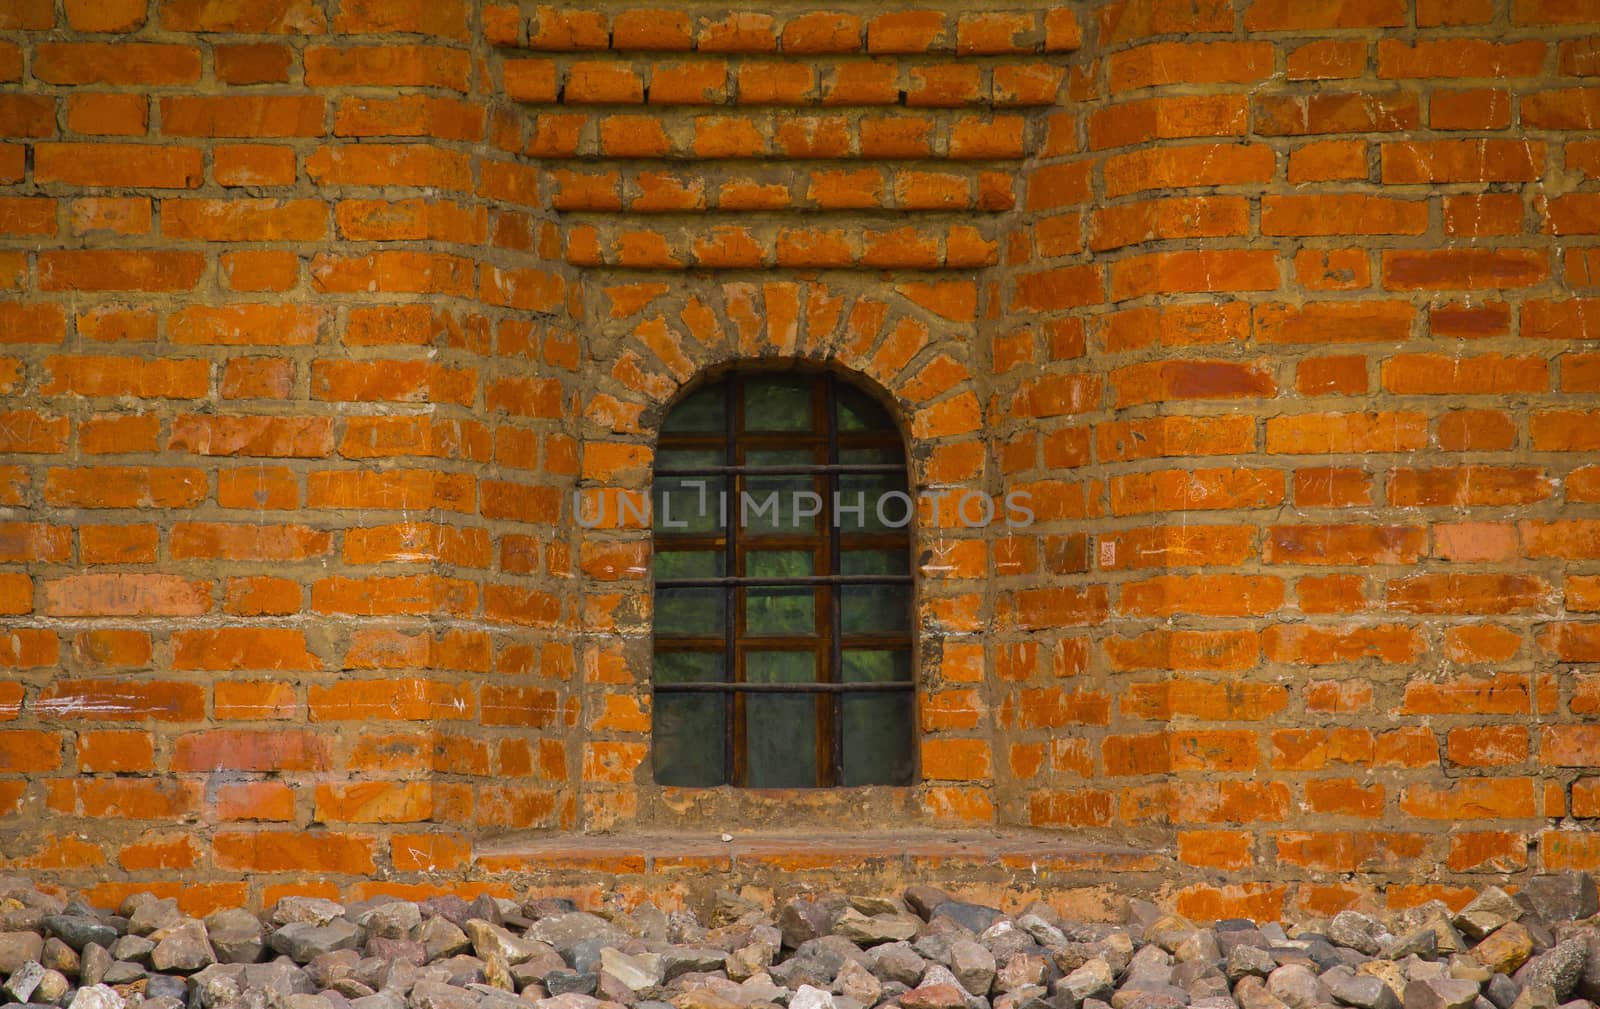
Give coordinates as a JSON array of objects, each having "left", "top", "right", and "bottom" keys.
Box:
[{"left": 472, "top": 830, "right": 1168, "bottom": 875}]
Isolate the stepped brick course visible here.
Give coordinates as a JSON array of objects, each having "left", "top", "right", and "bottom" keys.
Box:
[{"left": 0, "top": 0, "right": 1599, "bottom": 919}]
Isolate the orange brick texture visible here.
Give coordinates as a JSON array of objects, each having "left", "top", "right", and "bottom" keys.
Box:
[{"left": 1, "top": 0, "right": 1599, "bottom": 917}]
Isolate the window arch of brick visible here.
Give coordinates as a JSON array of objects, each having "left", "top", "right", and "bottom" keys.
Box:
[{"left": 649, "top": 366, "right": 917, "bottom": 788}]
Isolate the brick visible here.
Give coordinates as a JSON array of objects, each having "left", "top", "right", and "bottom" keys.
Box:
[
  {"left": 215, "top": 43, "right": 292, "bottom": 84},
  {"left": 213, "top": 832, "right": 376, "bottom": 874},
  {"left": 1381, "top": 353, "right": 1549, "bottom": 393},
  {"left": 160, "top": 96, "right": 324, "bottom": 137},
  {"left": 1383, "top": 140, "right": 1543, "bottom": 183},
  {"left": 35, "top": 144, "right": 202, "bottom": 189},
  {"left": 35, "top": 43, "right": 200, "bottom": 85},
  {"left": 158, "top": 0, "right": 326, "bottom": 32},
  {"left": 66, "top": 94, "right": 148, "bottom": 137}
]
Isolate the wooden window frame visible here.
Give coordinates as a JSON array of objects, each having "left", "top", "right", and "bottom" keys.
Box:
[{"left": 652, "top": 370, "right": 916, "bottom": 788}]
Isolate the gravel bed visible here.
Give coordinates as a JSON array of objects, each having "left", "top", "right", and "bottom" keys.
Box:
[{"left": 1, "top": 873, "right": 1598, "bottom": 1009}]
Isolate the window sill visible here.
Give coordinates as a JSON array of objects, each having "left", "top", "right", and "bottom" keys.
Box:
[{"left": 474, "top": 829, "right": 1165, "bottom": 876}]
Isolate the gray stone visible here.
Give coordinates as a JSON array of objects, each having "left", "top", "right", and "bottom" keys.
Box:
[
  {"left": 1383, "top": 929, "right": 1439, "bottom": 962},
  {"left": 269, "top": 920, "right": 364, "bottom": 963},
  {"left": 832, "top": 910, "right": 919, "bottom": 947},
  {"left": 531, "top": 915, "right": 626, "bottom": 956},
  {"left": 1404, "top": 979, "right": 1480, "bottom": 1009},
  {"left": 1329, "top": 971, "right": 1400, "bottom": 1009},
  {"left": 1514, "top": 940, "right": 1587, "bottom": 1001},
  {"left": 791, "top": 985, "right": 836, "bottom": 1009},
  {"left": 102, "top": 960, "right": 146, "bottom": 984},
  {"left": 272, "top": 899, "right": 347, "bottom": 928},
  {"left": 995, "top": 983, "right": 1050, "bottom": 1009},
  {"left": 206, "top": 908, "right": 266, "bottom": 965},
  {"left": 45, "top": 915, "right": 119, "bottom": 951},
  {"left": 602, "top": 949, "right": 664, "bottom": 991},
  {"left": 109, "top": 933, "right": 155, "bottom": 962},
  {"left": 949, "top": 939, "right": 996, "bottom": 997},
  {"left": 360, "top": 904, "right": 422, "bottom": 941},
  {"left": 418, "top": 918, "right": 473, "bottom": 962},
  {"left": 662, "top": 949, "right": 727, "bottom": 983},
  {"left": 1517, "top": 877, "right": 1599, "bottom": 925},
  {"left": 3, "top": 959, "right": 48, "bottom": 1002},
  {"left": 834, "top": 957, "right": 881, "bottom": 1006},
  {"left": 781, "top": 900, "right": 846, "bottom": 950},
  {"left": 995, "top": 952, "right": 1049, "bottom": 994},
  {"left": 35, "top": 966, "right": 72, "bottom": 1003},
  {"left": 1173, "top": 931, "right": 1219, "bottom": 965},
  {"left": 932, "top": 904, "right": 1005, "bottom": 936},
  {"left": 465, "top": 920, "right": 545, "bottom": 965},
  {"left": 1578, "top": 935, "right": 1600, "bottom": 1001},
  {"left": 68, "top": 984, "right": 126, "bottom": 1009},
  {"left": 1486, "top": 975, "right": 1522, "bottom": 1009},
  {"left": 1235, "top": 976, "right": 1290, "bottom": 1009},
  {"left": 1228, "top": 946, "right": 1277, "bottom": 982},
  {"left": 352, "top": 993, "right": 408, "bottom": 1009},
  {"left": 1266, "top": 964, "right": 1328, "bottom": 1009},
  {"left": 871, "top": 942, "right": 929, "bottom": 988},
  {"left": 1019, "top": 916, "right": 1068, "bottom": 954},
  {"left": 1330, "top": 914, "right": 1390, "bottom": 957},
  {"left": 409, "top": 980, "right": 481, "bottom": 1009},
  {"left": 1511, "top": 988, "right": 1558, "bottom": 1009},
  {"left": 905, "top": 889, "right": 952, "bottom": 922},
  {"left": 0, "top": 930, "right": 45, "bottom": 975},
  {"left": 1058, "top": 958, "right": 1115, "bottom": 1007},
  {"left": 1455, "top": 890, "right": 1522, "bottom": 942},
  {"left": 145, "top": 973, "right": 188, "bottom": 1000},
  {"left": 80, "top": 942, "right": 112, "bottom": 986},
  {"left": 128, "top": 899, "right": 183, "bottom": 937},
  {"left": 547, "top": 970, "right": 598, "bottom": 996},
  {"left": 151, "top": 918, "right": 216, "bottom": 972}
]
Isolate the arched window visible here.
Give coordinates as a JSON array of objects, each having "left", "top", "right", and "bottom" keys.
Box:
[{"left": 651, "top": 369, "right": 916, "bottom": 788}]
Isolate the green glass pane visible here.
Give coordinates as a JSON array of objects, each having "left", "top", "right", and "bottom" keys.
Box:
[
  {"left": 746, "top": 588, "right": 815, "bottom": 635},
  {"left": 661, "top": 385, "right": 726, "bottom": 434},
  {"left": 747, "top": 449, "right": 814, "bottom": 467},
  {"left": 748, "top": 551, "right": 814, "bottom": 578},
  {"left": 746, "top": 691, "right": 819, "bottom": 787},
  {"left": 655, "top": 651, "right": 725, "bottom": 684},
  {"left": 654, "top": 550, "right": 723, "bottom": 579},
  {"left": 840, "top": 447, "right": 904, "bottom": 465},
  {"left": 840, "top": 550, "right": 910, "bottom": 576},
  {"left": 744, "top": 377, "right": 812, "bottom": 432},
  {"left": 836, "top": 384, "right": 895, "bottom": 432},
  {"left": 654, "top": 475, "right": 725, "bottom": 533},
  {"left": 656, "top": 587, "right": 725, "bottom": 636},
  {"left": 841, "top": 583, "right": 910, "bottom": 634},
  {"left": 836, "top": 473, "right": 912, "bottom": 533},
  {"left": 745, "top": 650, "right": 815, "bottom": 684},
  {"left": 842, "top": 649, "right": 912, "bottom": 683},
  {"left": 742, "top": 476, "right": 821, "bottom": 535},
  {"left": 841, "top": 691, "right": 914, "bottom": 786},
  {"left": 745, "top": 551, "right": 815, "bottom": 637},
  {"left": 653, "top": 692, "right": 726, "bottom": 786}
]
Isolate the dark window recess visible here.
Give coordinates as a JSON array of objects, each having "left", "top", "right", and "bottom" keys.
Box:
[{"left": 651, "top": 370, "right": 916, "bottom": 788}]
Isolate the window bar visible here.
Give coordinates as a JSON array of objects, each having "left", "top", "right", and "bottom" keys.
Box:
[
  {"left": 656, "top": 574, "right": 913, "bottom": 588},
  {"left": 723, "top": 375, "right": 738, "bottom": 786},
  {"left": 656, "top": 464, "right": 905, "bottom": 476},
  {"left": 655, "top": 681, "right": 914, "bottom": 693},
  {"left": 826, "top": 373, "right": 845, "bottom": 786}
]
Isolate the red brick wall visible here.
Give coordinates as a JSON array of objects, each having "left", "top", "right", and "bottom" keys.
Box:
[{"left": 1, "top": 0, "right": 1599, "bottom": 918}]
